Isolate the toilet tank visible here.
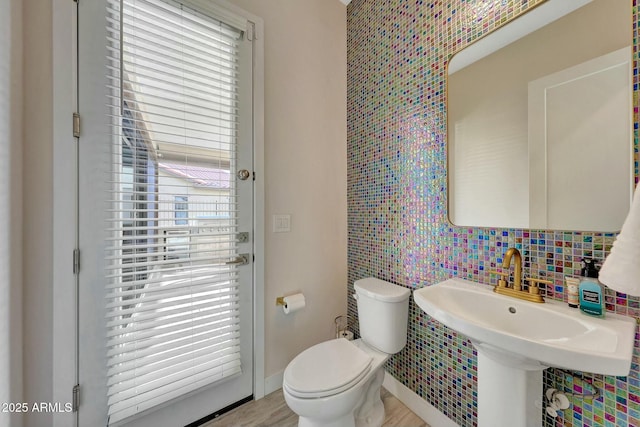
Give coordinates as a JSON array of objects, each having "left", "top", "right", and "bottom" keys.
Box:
[{"left": 354, "top": 278, "right": 410, "bottom": 354}]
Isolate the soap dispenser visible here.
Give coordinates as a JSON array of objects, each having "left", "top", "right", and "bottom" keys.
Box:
[{"left": 578, "top": 258, "right": 605, "bottom": 317}]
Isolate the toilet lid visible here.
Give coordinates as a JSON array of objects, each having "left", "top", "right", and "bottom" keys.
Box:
[{"left": 284, "top": 338, "right": 372, "bottom": 398}]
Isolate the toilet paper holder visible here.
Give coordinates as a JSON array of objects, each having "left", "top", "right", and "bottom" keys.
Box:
[
  {"left": 334, "top": 315, "right": 353, "bottom": 337},
  {"left": 276, "top": 294, "right": 306, "bottom": 314}
]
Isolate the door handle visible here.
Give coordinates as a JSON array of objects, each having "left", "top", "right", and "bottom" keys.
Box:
[
  {"left": 225, "top": 254, "right": 249, "bottom": 266},
  {"left": 237, "top": 169, "right": 251, "bottom": 181}
]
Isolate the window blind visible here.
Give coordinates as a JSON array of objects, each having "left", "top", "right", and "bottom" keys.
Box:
[{"left": 104, "top": 0, "right": 244, "bottom": 423}]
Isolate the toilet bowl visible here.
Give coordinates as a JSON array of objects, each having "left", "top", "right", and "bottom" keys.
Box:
[
  {"left": 284, "top": 338, "right": 388, "bottom": 427},
  {"left": 282, "top": 278, "right": 410, "bottom": 427}
]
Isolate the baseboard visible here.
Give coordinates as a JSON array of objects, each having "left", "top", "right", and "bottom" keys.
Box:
[
  {"left": 264, "top": 370, "right": 284, "bottom": 395},
  {"left": 382, "top": 372, "right": 459, "bottom": 427}
]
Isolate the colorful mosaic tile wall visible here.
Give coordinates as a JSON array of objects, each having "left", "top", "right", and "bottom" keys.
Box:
[{"left": 346, "top": 1, "right": 640, "bottom": 426}]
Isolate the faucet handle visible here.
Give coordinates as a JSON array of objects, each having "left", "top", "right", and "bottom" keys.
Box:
[
  {"left": 489, "top": 270, "right": 508, "bottom": 276},
  {"left": 489, "top": 270, "right": 509, "bottom": 288},
  {"left": 524, "top": 277, "right": 552, "bottom": 295}
]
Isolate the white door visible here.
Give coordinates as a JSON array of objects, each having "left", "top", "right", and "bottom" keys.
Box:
[
  {"left": 77, "top": 0, "right": 255, "bottom": 425},
  {"left": 528, "top": 46, "right": 632, "bottom": 231}
]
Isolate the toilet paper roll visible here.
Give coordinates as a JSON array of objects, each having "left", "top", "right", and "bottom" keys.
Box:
[
  {"left": 336, "top": 330, "right": 354, "bottom": 341},
  {"left": 282, "top": 293, "right": 305, "bottom": 314}
]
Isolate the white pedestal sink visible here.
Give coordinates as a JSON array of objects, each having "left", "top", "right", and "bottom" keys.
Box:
[{"left": 413, "top": 278, "right": 636, "bottom": 427}]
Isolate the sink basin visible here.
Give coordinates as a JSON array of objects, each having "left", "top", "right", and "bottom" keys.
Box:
[{"left": 413, "top": 278, "right": 636, "bottom": 376}]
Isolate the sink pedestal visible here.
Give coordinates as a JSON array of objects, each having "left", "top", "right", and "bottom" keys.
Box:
[{"left": 475, "top": 343, "right": 544, "bottom": 427}]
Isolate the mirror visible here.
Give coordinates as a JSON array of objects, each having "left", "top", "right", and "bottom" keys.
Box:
[{"left": 447, "top": 0, "right": 633, "bottom": 231}]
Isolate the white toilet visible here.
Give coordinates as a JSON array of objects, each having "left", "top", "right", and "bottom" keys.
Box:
[{"left": 283, "top": 277, "right": 410, "bottom": 427}]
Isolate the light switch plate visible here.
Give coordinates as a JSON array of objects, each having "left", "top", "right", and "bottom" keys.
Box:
[{"left": 273, "top": 214, "right": 291, "bottom": 233}]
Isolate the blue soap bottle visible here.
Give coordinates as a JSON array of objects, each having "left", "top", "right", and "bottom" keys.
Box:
[{"left": 578, "top": 259, "right": 605, "bottom": 318}]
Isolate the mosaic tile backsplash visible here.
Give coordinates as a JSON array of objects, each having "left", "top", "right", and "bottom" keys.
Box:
[{"left": 346, "top": 1, "right": 640, "bottom": 426}]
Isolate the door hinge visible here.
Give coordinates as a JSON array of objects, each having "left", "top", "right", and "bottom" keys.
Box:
[
  {"left": 72, "top": 384, "right": 80, "bottom": 412},
  {"left": 73, "top": 113, "right": 80, "bottom": 138},
  {"left": 73, "top": 249, "right": 80, "bottom": 275},
  {"left": 246, "top": 22, "right": 255, "bottom": 41}
]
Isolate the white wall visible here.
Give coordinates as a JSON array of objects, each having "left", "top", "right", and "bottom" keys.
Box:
[
  {"left": 0, "top": 0, "right": 23, "bottom": 426},
  {"left": 20, "top": 1, "right": 347, "bottom": 424},
  {"left": 227, "top": 0, "right": 348, "bottom": 379},
  {"left": 22, "top": 1, "right": 54, "bottom": 426}
]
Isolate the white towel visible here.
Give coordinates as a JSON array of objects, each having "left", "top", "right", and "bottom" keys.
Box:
[{"left": 599, "top": 183, "right": 640, "bottom": 295}]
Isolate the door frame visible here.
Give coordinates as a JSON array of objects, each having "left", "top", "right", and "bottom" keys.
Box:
[{"left": 51, "top": 2, "right": 265, "bottom": 425}]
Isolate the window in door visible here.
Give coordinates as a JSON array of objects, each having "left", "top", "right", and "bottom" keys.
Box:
[{"left": 103, "top": 0, "right": 247, "bottom": 422}]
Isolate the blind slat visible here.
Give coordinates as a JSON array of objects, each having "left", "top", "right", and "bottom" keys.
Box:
[
  {"left": 107, "top": 323, "right": 240, "bottom": 364},
  {"left": 105, "top": 286, "right": 237, "bottom": 317},
  {"left": 106, "top": 238, "right": 240, "bottom": 254},
  {"left": 106, "top": 296, "right": 238, "bottom": 329},
  {"left": 106, "top": 310, "right": 238, "bottom": 347},
  {"left": 107, "top": 331, "right": 240, "bottom": 376},
  {"left": 107, "top": 98, "right": 236, "bottom": 131},
  {"left": 105, "top": 271, "right": 238, "bottom": 295},
  {"left": 105, "top": 241, "right": 239, "bottom": 258},
  {"left": 107, "top": 326, "right": 240, "bottom": 368},
  {"left": 106, "top": 255, "right": 241, "bottom": 272},
  {"left": 118, "top": 21, "right": 239, "bottom": 70},
  {"left": 107, "top": 83, "right": 239, "bottom": 117},
  {"left": 105, "top": 266, "right": 238, "bottom": 287},
  {"left": 111, "top": 0, "right": 244, "bottom": 41},
  {"left": 106, "top": 50, "right": 240, "bottom": 95},
  {"left": 104, "top": 223, "right": 238, "bottom": 233},
  {"left": 108, "top": 361, "right": 242, "bottom": 421},
  {"left": 105, "top": 188, "right": 238, "bottom": 196},
  {"left": 108, "top": 341, "right": 241, "bottom": 392},
  {"left": 105, "top": 300, "right": 239, "bottom": 339},
  {"left": 107, "top": 40, "right": 235, "bottom": 88},
  {"left": 111, "top": 127, "right": 237, "bottom": 148},
  {"left": 108, "top": 350, "right": 241, "bottom": 402}
]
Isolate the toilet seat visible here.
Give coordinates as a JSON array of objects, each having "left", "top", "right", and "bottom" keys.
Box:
[{"left": 283, "top": 338, "right": 372, "bottom": 398}]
